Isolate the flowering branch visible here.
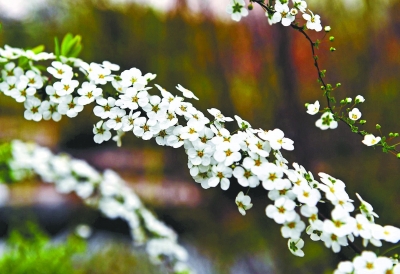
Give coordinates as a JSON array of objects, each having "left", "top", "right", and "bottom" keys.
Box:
[
  {"left": 0, "top": 140, "right": 191, "bottom": 274},
  {"left": 242, "top": 0, "right": 400, "bottom": 157}
]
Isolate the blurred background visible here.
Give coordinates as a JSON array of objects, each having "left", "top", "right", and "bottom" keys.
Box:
[{"left": 0, "top": 0, "right": 400, "bottom": 273}]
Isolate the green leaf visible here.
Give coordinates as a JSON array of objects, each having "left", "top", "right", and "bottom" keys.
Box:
[
  {"left": 69, "top": 43, "right": 82, "bottom": 58},
  {"left": 59, "top": 33, "right": 83, "bottom": 58},
  {"left": 30, "top": 45, "right": 45, "bottom": 54},
  {"left": 61, "top": 33, "right": 73, "bottom": 56}
]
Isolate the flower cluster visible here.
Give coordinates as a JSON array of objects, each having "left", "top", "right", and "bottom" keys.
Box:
[
  {"left": 334, "top": 251, "right": 400, "bottom": 274},
  {"left": 1, "top": 41, "right": 400, "bottom": 270},
  {"left": 226, "top": 0, "right": 323, "bottom": 32},
  {"left": 5, "top": 140, "right": 191, "bottom": 274},
  {"left": 306, "top": 97, "right": 385, "bottom": 148}
]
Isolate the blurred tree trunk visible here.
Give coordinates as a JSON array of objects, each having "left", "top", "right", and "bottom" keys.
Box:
[{"left": 272, "top": 25, "right": 312, "bottom": 167}]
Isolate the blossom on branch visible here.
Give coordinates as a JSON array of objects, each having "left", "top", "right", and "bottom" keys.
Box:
[
  {"left": 226, "top": 0, "right": 249, "bottom": 22},
  {"left": 362, "top": 134, "right": 381, "bottom": 146}
]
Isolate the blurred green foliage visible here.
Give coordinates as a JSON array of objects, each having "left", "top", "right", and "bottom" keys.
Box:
[
  {"left": 0, "top": 223, "right": 86, "bottom": 274},
  {"left": 0, "top": 222, "right": 164, "bottom": 274}
]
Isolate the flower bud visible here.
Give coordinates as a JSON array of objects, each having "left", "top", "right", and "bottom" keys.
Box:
[
  {"left": 324, "top": 26, "right": 331, "bottom": 32},
  {"left": 330, "top": 47, "right": 336, "bottom": 52},
  {"left": 376, "top": 124, "right": 381, "bottom": 130},
  {"left": 329, "top": 36, "right": 334, "bottom": 42}
]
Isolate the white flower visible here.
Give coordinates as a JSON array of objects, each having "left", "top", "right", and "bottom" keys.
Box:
[
  {"left": 323, "top": 207, "right": 356, "bottom": 237},
  {"left": 40, "top": 100, "right": 62, "bottom": 122},
  {"left": 121, "top": 110, "right": 142, "bottom": 132},
  {"left": 268, "top": 179, "right": 295, "bottom": 201},
  {"left": 258, "top": 128, "right": 294, "bottom": 151},
  {"left": 233, "top": 165, "right": 259, "bottom": 188},
  {"left": 208, "top": 163, "right": 232, "bottom": 190},
  {"left": 235, "top": 191, "right": 253, "bottom": 215},
  {"left": 166, "top": 125, "right": 185, "bottom": 148},
  {"left": 117, "top": 88, "right": 150, "bottom": 110},
  {"left": 302, "top": 11, "right": 322, "bottom": 32},
  {"left": 287, "top": 238, "right": 305, "bottom": 257},
  {"left": 11, "top": 86, "right": 35, "bottom": 103},
  {"left": 355, "top": 95, "right": 365, "bottom": 103},
  {"left": 306, "top": 221, "right": 324, "bottom": 241},
  {"left": 175, "top": 101, "right": 196, "bottom": 117},
  {"left": 248, "top": 137, "right": 271, "bottom": 157},
  {"left": 120, "top": 68, "right": 148, "bottom": 88},
  {"left": 102, "top": 61, "right": 120, "bottom": 71},
  {"left": 24, "top": 97, "right": 43, "bottom": 121},
  {"left": 281, "top": 214, "right": 306, "bottom": 239},
  {"left": 176, "top": 84, "right": 199, "bottom": 100},
  {"left": 266, "top": 197, "right": 296, "bottom": 224},
  {"left": 20, "top": 70, "right": 43, "bottom": 89},
  {"left": 47, "top": 61, "right": 73, "bottom": 80},
  {"left": 331, "top": 192, "right": 354, "bottom": 213},
  {"left": 349, "top": 108, "right": 362, "bottom": 121},
  {"left": 213, "top": 141, "right": 241, "bottom": 166},
  {"left": 377, "top": 226, "right": 400, "bottom": 243},
  {"left": 106, "top": 107, "right": 126, "bottom": 130},
  {"left": 234, "top": 115, "right": 251, "bottom": 130},
  {"left": 226, "top": 0, "right": 248, "bottom": 22},
  {"left": 320, "top": 231, "right": 348, "bottom": 253},
  {"left": 133, "top": 118, "right": 160, "bottom": 140},
  {"left": 353, "top": 214, "right": 372, "bottom": 239},
  {"left": 142, "top": 95, "right": 167, "bottom": 121},
  {"left": 58, "top": 95, "right": 83, "bottom": 118},
  {"left": 333, "top": 261, "right": 353, "bottom": 274},
  {"left": 318, "top": 172, "right": 346, "bottom": 202},
  {"left": 45, "top": 85, "right": 62, "bottom": 103},
  {"left": 356, "top": 193, "right": 379, "bottom": 222},
  {"left": 0, "top": 45, "right": 23, "bottom": 59},
  {"left": 306, "top": 100, "right": 320, "bottom": 115},
  {"left": 93, "top": 97, "right": 116, "bottom": 119},
  {"left": 272, "top": 3, "right": 295, "bottom": 26},
  {"left": 362, "top": 134, "right": 381, "bottom": 146},
  {"left": 187, "top": 140, "right": 213, "bottom": 164},
  {"left": 208, "top": 108, "right": 233, "bottom": 122},
  {"left": 93, "top": 120, "right": 112, "bottom": 144},
  {"left": 144, "top": 72, "right": 156, "bottom": 82},
  {"left": 300, "top": 205, "right": 320, "bottom": 225},
  {"left": 293, "top": 0, "right": 307, "bottom": 12},
  {"left": 292, "top": 184, "right": 321, "bottom": 206},
  {"left": 155, "top": 126, "right": 175, "bottom": 146},
  {"left": 253, "top": 162, "right": 282, "bottom": 187},
  {"left": 53, "top": 78, "right": 79, "bottom": 96},
  {"left": 77, "top": 82, "right": 103, "bottom": 105},
  {"left": 352, "top": 251, "right": 393, "bottom": 273},
  {"left": 315, "top": 112, "right": 338, "bottom": 130},
  {"left": 89, "top": 64, "right": 112, "bottom": 85},
  {"left": 2, "top": 62, "right": 24, "bottom": 79}
]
